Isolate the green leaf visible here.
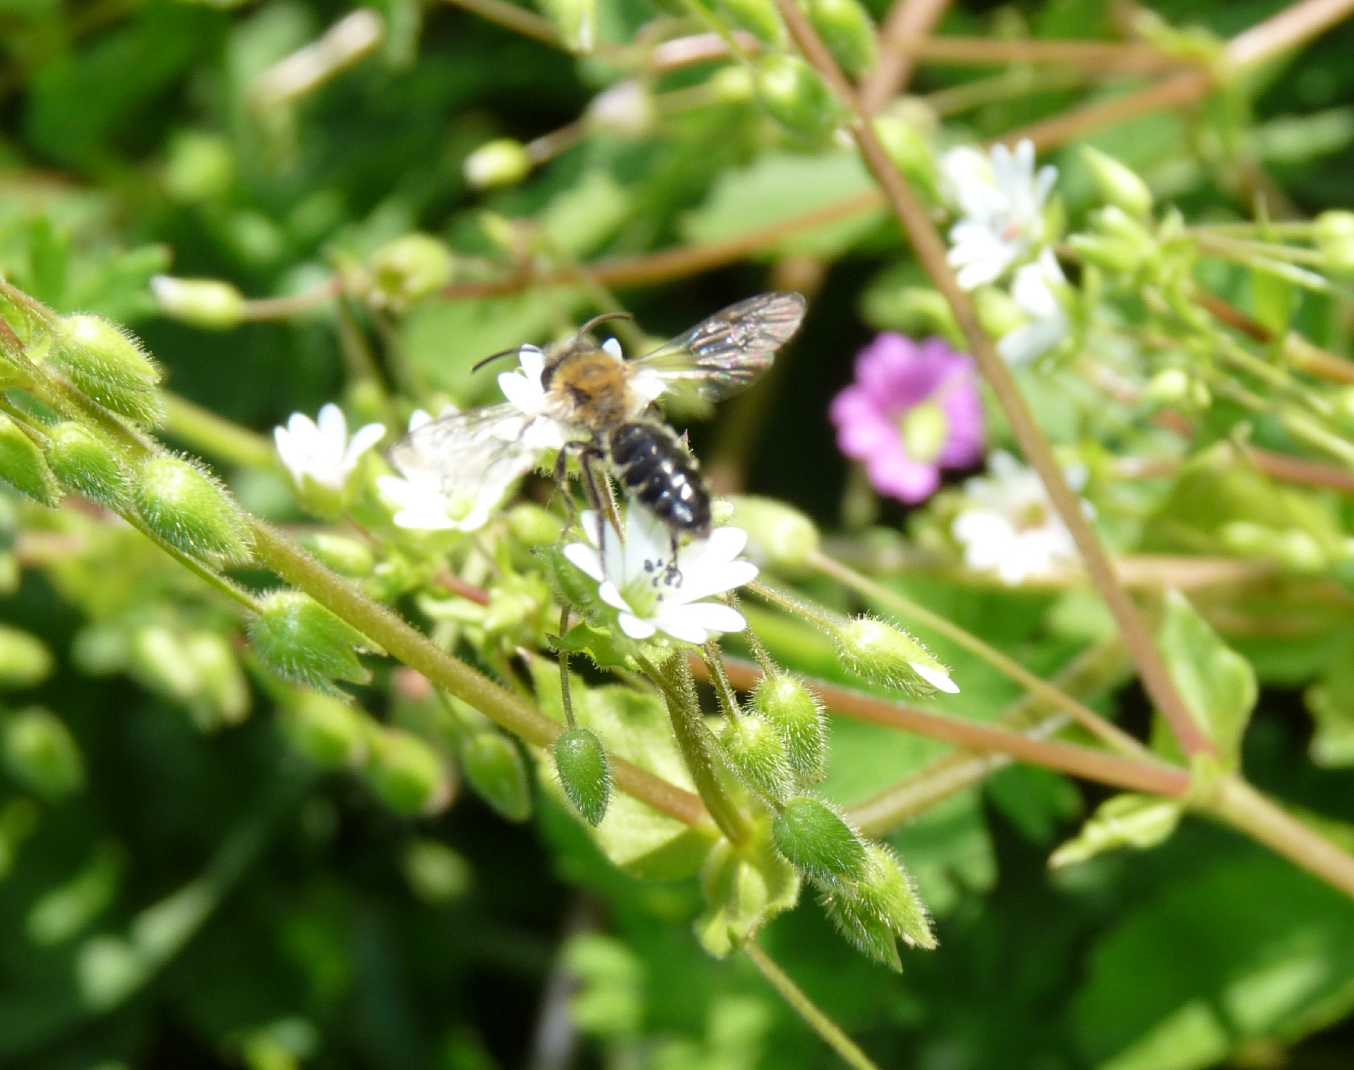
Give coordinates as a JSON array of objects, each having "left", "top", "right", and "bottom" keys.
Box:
[
  {"left": 1153, "top": 590, "right": 1257, "bottom": 769},
  {"left": 530, "top": 660, "right": 714, "bottom": 879},
  {"left": 1305, "top": 639, "right": 1354, "bottom": 767},
  {"left": 695, "top": 834, "right": 800, "bottom": 958},
  {"left": 1049, "top": 793, "right": 1185, "bottom": 868}
]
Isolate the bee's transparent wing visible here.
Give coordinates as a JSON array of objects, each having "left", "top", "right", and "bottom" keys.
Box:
[
  {"left": 630, "top": 292, "right": 807, "bottom": 405},
  {"left": 387, "top": 403, "right": 544, "bottom": 511}
]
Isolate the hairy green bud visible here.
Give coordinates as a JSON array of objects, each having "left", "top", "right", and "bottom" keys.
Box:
[
  {"left": 772, "top": 796, "right": 866, "bottom": 884},
  {"left": 364, "top": 727, "right": 451, "bottom": 816},
  {"left": 834, "top": 615, "right": 958, "bottom": 695},
  {"left": 0, "top": 625, "right": 54, "bottom": 690},
  {"left": 755, "top": 55, "right": 841, "bottom": 140},
  {"left": 719, "top": 714, "right": 793, "bottom": 802},
  {"left": 249, "top": 590, "right": 371, "bottom": 688},
  {"left": 135, "top": 454, "right": 253, "bottom": 563},
  {"left": 51, "top": 314, "right": 163, "bottom": 426},
  {"left": 369, "top": 234, "right": 455, "bottom": 312},
  {"left": 553, "top": 726, "right": 611, "bottom": 826},
  {"left": 0, "top": 414, "right": 60, "bottom": 506},
  {"left": 728, "top": 495, "right": 820, "bottom": 573},
  {"left": 1080, "top": 146, "right": 1153, "bottom": 220},
  {"left": 507, "top": 502, "right": 564, "bottom": 547},
  {"left": 806, "top": 0, "right": 877, "bottom": 78},
  {"left": 150, "top": 276, "right": 246, "bottom": 330},
  {"left": 1315, "top": 210, "right": 1354, "bottom": 274},
  {"left": 820, "top": 844, "right": 934, "bottom": 970},
  {"left": 2, "top": 707, "right": 85, "bottom": 801},
  {"left": 282, "top": 692, "right": 369, "bottom": 769},
  {"left": 463, "top": 139, "right": 531, "bottom": 190},
  {"left": 45, "top": 422, "right": 131, "bottom": 507},
  {"left": 718, "top": 0, "right": 784, "bottom": 43},
  {"left": 752, "top": 673, "right": 827, "bottom": 783},
  {"left": 461, "top": 731, "right": 532, "bottom": 822}
]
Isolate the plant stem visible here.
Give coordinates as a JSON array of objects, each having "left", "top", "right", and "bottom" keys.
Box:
[
  {"left": 442, "top": 0, "right": 562, "bottom": 49},
  {"left": 162, "top": 393, "right": 277, "bottom": 470},
  {"left": 774, "top": 0, "right": 1214, "bottom": 759},
  {"left": 808, "top": 551, "right": 1151, "bottom": 759},
  {"left": 698, "top": 655, "right": 1192, "bottom": 798},
  {"left": 860, "top": 0, "right": 952, "bottom": 112},
  {"left": 744, "top": 941, "right": 885, "bottom": 1070}
]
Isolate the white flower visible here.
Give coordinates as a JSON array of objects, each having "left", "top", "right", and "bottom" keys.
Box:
[
  {"left": 495, "top": 345, "right": 571, "bottom": 453},
  {"left": 273, "top": 404, "right": 385, "bottom": 492},
  {"left": 998, "top": 251, "right": 1072, "bottom": 365},
  {"left": 563, "top": 508, "right": 758, "bottom": 644},
  {"left": 951, "top": 451, "right": 1085, "bottom": 585},
  {"left": 942, "top": 139, "right": 1057, "bottom": 291},
  {"left": 377, "top": 406, "right": 511, "bottom": 532}
]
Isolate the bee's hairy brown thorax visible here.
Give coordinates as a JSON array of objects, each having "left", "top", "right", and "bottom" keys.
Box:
[
  {"left": 606, "top": 421, "right": 711, "bottom": 538},
  {"left": 544, "top": 347, "right": 634, "bottom": 432}
]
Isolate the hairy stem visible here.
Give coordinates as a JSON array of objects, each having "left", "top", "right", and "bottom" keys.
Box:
[{"left": 162, "top": 393, "right": 277, "bottom": 470}]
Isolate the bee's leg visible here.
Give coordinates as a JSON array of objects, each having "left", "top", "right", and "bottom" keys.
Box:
[
  {"left": 578, "top": 447, "right": 620, "bottom": 562},
  {"left": 664, "top": 530, "right": 684, "bottom": 587},
  {"left": 551, "top": 441, "right": 583, "bottom": 525}
]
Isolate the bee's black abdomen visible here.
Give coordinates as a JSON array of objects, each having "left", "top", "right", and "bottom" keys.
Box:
[{"left": 607, "top": 422, "right": 711, "bottom": 537}]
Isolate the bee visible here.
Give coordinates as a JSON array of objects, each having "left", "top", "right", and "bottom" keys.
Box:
[{"left": 388, "top": 292, "right": 807, "bottom": 546}]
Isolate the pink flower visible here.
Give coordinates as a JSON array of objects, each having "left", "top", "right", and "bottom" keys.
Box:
[{"left": 830, "top": 335, "right": 985, "bottom": 505}]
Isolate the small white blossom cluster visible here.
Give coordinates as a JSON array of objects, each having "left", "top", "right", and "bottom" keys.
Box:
[
  {"left": 274, "top": 404, "right": 385, "bottom": 495},
  {"left": 941, "top": 139, "right": 1070, "bottom": 366}
]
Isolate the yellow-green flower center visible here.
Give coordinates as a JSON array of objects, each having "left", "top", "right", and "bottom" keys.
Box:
[{"left": 899, "top": 402, "right": 948, "bottom": 464}]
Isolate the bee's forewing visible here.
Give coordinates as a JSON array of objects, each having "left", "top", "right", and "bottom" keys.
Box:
[
  {"left": 629, "top": 292, "right": 807, "bottom": 404},
  {"left": 389, "top": 402, "right": 543, "bottom": 497}
]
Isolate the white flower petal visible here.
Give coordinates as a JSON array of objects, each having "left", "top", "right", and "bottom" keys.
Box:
[
  {"left": 601, "top": 337, "right": 623, "bottom": 360},
  {"left": 563, "top": 543, "right": 605, "bottom": 583},
  {"left": 670, "top": 601, "right": 746, "bottom": 635},
  {"left": 653, "top": 609, "right": 708, "bottom": 645},
  {"left": 344, "top": 422, "right": 387, "bottom": 466},
  {"left": 914, "top": 662, "right": 959, "bottom": 694},
  {"left": 598, "top": 580, "right": 633, "bottom": 614},
  {"left": 618, "top": 613, "right": 657, "bottom": 640}
]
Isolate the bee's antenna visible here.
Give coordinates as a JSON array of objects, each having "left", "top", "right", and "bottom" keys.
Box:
[
  {"left": 577, "top": 310, "right": 633, "bottom": 336},
  {"left": 470, "top": 346, "right": 525, "bottom": 373}
]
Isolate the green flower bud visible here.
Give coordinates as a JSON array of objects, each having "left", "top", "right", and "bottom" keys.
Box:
[
  {"left": 463, "top": 139, "right": 532, "bottom": 190},
  {"left": 752, "top": 673, "right": 827, "bottom": 783},
  {"left": 973, "top": 285, "right": 1024, "bottom": 340},
  {"left": 368, "top": 234, "right": 455, "bottom": 312},
  {"left": 507, "top": 503, "right": 564, "bottom": 547},
  {"left": 0, "top": 414, "right": 60, "bottom": 506},
  {"left": 282, "top": 692, "right": 369, "bottom": 769},
  {"left": 728, "top": 495, "right": 820, "bottom": 573},
  {"left": 0, "top": 626, "right": 53, "bottom": 690},
  {"left": 402, "top": 839, "right": 472, "bottom": 903},
  {"left": 719, "top": 714, "right": 793, "bottom": 802},
  {"left": 1080, "top": 146, "right": 1153, "bottom": 220},
  {"left": 250, "top": 591, "right": 372, "bottom": 688},
  {"left": 183, "top": 632, "right": 249, "bottom": 727},
  {"left": 834, "top": 615, "right": 958, "bottom": 695},
  {"left": 150, "top": 276, "right": 246, "bottom": 330},
  {"left": 585, "top": 81, "right": 655, "bottom": 138},
  {"left": 364, "top": 727, "right": 452, "bottom": 816},
  {"left": 45, "top": 422, "right": 131, "bottom": 507},
  {"left": 2, "top": 707, "right": 85, "bottom": 801},
  {"left": 873, "top": 113, "right": 938, "bottom": 198},
  {"left": 1144, "top": 368, "right": 1191, "bottom": 405},
  {"left": 164, "top": 130, "right": 235, "bottom": 202},
  {"left": 819, "top": 844, "right": 934, "bottom": 970},
  {"left": 718, "top": 0, "right": 784, "bottom": 44},
  {"left": 710, "top": 65, "right": 755, "bottom": 105},
  {"left": 806, "top": 0, "right": 877, "bottom": 78},
  {"left": 772, "top": 796, "right": 866, "bottom": 884},
  {"left": 129, "top": 625, "right": 200, "bottom": 701},
  {"left": 540, "top": 544, "right": 602, "bottom": 613},
  {"left": 51, "top": 314, "right": 163, "bottom": 426},
  {"left": 1315, "top": 210, "right": 1354, "bottom": 275},
  {"left": 461, "top": 731, "right": 532, "bottom": 822},
  {"left": 303, "top": 532, "right": 375, "bottom": 577},
  {"left": 1068, "top": 205, "right": 1156, "bottom": 276},
  {"left": 1273, "top": 529, "right": 1328, "bottom": 573},
  {"left": 755, "top": 55, "right": 842, "bottom": 140},
  {"left": 539, "top": 0, "right": 597, "bottom": 53},
  {"left": 553, "top": 726, "right": 611, "bottom": 826},
  {"left": 135, "top": 454, "right": 253, "bottom": 564}
]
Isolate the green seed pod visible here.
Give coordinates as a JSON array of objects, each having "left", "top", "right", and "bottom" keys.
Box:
[
  {"left": 752, "top": 673, "right": 827, "bottom": 783},
  {"left": 150, "top": 276, "right": 246, "bottom": 330},
  {"left": 2, "top": 707, "right": 85, "bottom": 801},
  {"left": 755, "top": 55, "right": 841, "bottom": 140},
  {"left": 717, "top": 0, "right": 784, "bottom": 44},
  {"left": 45, "top": 422, "right": 131, "bottom": 507},
  {"left": 364, "top": 727, "right": 451, "bottom": 816},
  {"left": 728, "top": 495, "right": 820, "bottom": 573},
  {"left": 134, "top": 453, "right": 253, "bottom": 564},
  {"left": 129, "top": 625, "right": 200, "bottom": 701},
  {"left": 461, "top": 731, "right": 532, "bottom": 822},
  {"left": 710, "top": 65, "right": 755, "bottom": 105},
  {"left": 772, "top": 796, "right": 866, "bottom": 884},
  {"left": 164, "top": 130, "right": 235, "bottom": 203},
  {"left": 183, "top": 633, "right": 250, "bottom": 727},
  {"left": 538, "top": 0, "right": 597, "bottom": 52},
  {"left": 553, "top": 726, "right": 611, "bottom": 826},
  {"left": 0, "top": 414, "right": 60, "bottom": 506},
  {"left": 368, "top": 234, "right": 456, "bottom": 312},
  {"left": 303, "top": 532, "right": 375, "bottom": 577},
  {"left": 463, "top": 139, "right": 532, "bottom": 190},
  {"left": 250, "top": 591, "right": 371, "bottom": 688},
  {"left": 1315, "top": 210, "right": 1354, "bottom": 275},
  {"left": 51, "top": 314, "right": 164, "bottom": 426},
  {"left": 872, "top": 113, "right": 939, "bottom": 199},
  {"left": 282, "top": 692, "right": 369, "bottom": 769},
  {"left": 506, "top": 502, "right": 564, "bottom": 547},
  {"left": 818, "top": 845, "right": 934, "bottom": 969},
  {"left": 806, "top": 0, "right": 878, "bottom": 78},
  {"left": 0, "top": 625, "right": 54, "bottom": 690},
  {"left": 402, "top": 839, "right": 472, "bottom": 903},
  {"left": 719, "top": 714, "right": 793, "bottom": 802},
  {"left": 834, "top": 615, "right": 958, "bottom": 695},
  {"left": 1080, "top": 146, "right": 1153, "bottom": 220}
]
